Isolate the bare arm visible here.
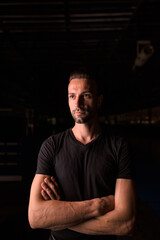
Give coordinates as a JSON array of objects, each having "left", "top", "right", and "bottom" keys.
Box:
[
  {"left": 41, "top": 177, "right": 137, "bottom": 236},
  {"left": 70, "top": 179, "right": 137, "bottom": 236},
  {"left": 28, "top": 174, "right": 114, "bottom": 231}
]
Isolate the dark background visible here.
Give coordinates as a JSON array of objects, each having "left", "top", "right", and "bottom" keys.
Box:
[{"left": 0, "top": 1, "right": 160, "bottom": 239}]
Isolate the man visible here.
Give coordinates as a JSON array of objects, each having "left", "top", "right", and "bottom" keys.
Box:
[{"left": 28, "top": 69, "right": 137, "bottom": 240}]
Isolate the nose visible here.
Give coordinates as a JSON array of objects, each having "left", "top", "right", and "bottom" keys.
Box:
[{"left": 75, "top": 95, "right": 84, "bottom": 108}]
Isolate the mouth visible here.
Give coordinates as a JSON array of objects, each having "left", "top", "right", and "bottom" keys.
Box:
[
  {"left": 73, "top": 109, "right": 85, "bottom": 115},
  {"left": 75, "top": 111, "right": 84, "bottom": 115}
]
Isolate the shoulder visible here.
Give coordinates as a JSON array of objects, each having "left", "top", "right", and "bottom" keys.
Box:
[
  {"left": 101, "top": 125, "right": 125, "bottom": 145},
  {"left": 41, "top": 128, "right": 71, "bottom": 149},
  {"left": 101, "top": 125, "right": 131, "bottom": 154}
]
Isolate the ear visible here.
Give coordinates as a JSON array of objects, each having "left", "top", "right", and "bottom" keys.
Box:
[{"left": 97, "top": 94, "right": 103, "bottom": 108}]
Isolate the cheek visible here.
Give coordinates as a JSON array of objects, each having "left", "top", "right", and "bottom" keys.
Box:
[
  {"left": 86, "top": 101, "right": 96, "bottom": 111},
  {"left": 90, "top": 102, "right": 99, "bottom": 113},
  {"left": 90, "top": 99, "right": 98, "bottom": 108},
  {"left": 68, "top": 101, "right": 74, "bottom": 111},
  {"left": 68, "top": 101, "right": 71, "bottom": 110}
]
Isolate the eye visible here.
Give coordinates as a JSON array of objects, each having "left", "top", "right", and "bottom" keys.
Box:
[
  {"left": 84, "top": 93, "right": 92, "bottom": 98},
  {"left": 68, "top": 94, "right": 75, "bottom": 99}
]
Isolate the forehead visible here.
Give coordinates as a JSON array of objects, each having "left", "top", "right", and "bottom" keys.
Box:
[{"left": 68, "top": 78, "right": 97, "bottom": 93}]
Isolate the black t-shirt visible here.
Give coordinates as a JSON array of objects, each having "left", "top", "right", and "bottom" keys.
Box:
[{"left": 36, "top": 128, "right": 133, "bottom": 240}]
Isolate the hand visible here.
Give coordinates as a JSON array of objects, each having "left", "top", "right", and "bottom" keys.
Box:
[
  {"left": 94, "top": 195, "right": 115, "bottom": 217},
  {"left": 41, "top": 176, "right": 61, "bottom": 200},
  {"left": 100, "top": 195, "right": 115, "bottom": 214}
]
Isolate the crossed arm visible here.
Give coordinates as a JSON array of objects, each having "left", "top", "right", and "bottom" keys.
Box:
[{"left": 28, "top": 174, "right": 137, "bottom": 236}]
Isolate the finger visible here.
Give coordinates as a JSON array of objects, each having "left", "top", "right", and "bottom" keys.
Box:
[
  {"left": 50, "top": 177, "right": 61, "bottom": 199},
  {"left": 44, "top": 177, "right": 61, "bottom": 200},
  {"left": 41, "top": 189, "right": 50, "bottom": 200},
  {"left": 41, "top": 182, "right": 56, "bottom": 200},
  {"left": 50, "top": 176, "right": 58, "bottom": 187}
]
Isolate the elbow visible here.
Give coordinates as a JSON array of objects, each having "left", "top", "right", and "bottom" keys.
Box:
[
  {"left": 28, "top": 206, "right": 57, "bottom": 231},
  {"left": 120, "top": 216, "right": 136, "bottom": 236},
  {"left": 29, "top": 218, "right": 38, "bottom": 229},
  {"left": 28, "top": 208, "right": 41, "bottom": 229},
  {"left": 28, "top": 213, "right": 37, "bottom": 229},
  {"left": 128, "top": 216, "right": 137, "bottom": 236},
  {"left": 29, "top": 219, "right": 37, "bottom": 229}
]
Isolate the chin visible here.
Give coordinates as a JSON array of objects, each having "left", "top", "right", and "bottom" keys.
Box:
[{"left": 75, "top": 119, "right": 84, "bottom": 124}]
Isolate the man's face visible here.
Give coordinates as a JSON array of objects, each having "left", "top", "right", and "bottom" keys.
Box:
[{"left": 68, "top": 78, "right": 102, "bottom": 124}]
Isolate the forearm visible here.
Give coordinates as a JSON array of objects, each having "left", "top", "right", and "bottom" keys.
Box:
[
  {"left": 69, "top": 179, "right": 137, "bottom": 236},
  {"left": 69, "top": 208, "right": 136, "bottom": 236},
  {"left": 28, "top": 197, "right": 106, "bottom": 231},
  {"left": 29, "top": 175, "right": 115, "bottom": 231}
]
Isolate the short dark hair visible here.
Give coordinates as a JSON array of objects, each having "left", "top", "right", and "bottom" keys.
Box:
[
  {"left": 69, "top": 69, "right": 93, "bottom": 82},
  {"left": 69, "top": 68, "right": 103, "bottom": 96}
]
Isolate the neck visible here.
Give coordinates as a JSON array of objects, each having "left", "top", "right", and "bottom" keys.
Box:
[{"left": 72, "top": 119, "right": 101, "bottom": 144}]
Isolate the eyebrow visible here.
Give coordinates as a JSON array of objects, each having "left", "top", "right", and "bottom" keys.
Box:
[{"left": 68, "top": 90, "right": 93, "bottom": 94}]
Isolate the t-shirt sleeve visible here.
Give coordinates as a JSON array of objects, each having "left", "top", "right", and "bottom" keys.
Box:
[
  {"left": 36, "top": 136, "right": 55, "bottom": 175},
  {"left": 116, "top": 137, "right": 134, "bottom": 179}
]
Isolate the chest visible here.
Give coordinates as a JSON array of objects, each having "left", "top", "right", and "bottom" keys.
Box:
[{"left": 54, "top": 141, "right": 117, "bottom": 184}]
